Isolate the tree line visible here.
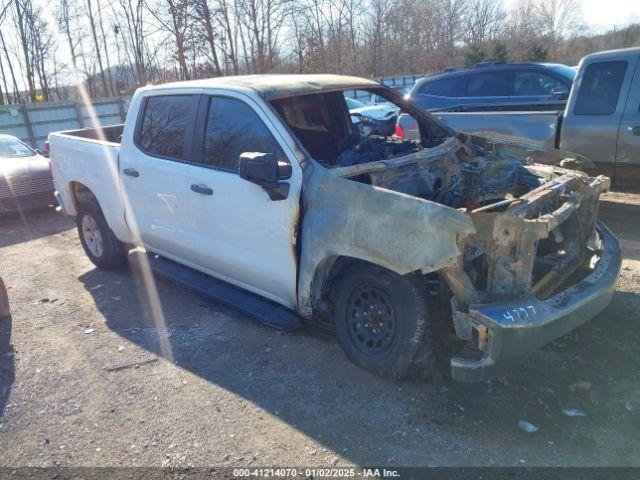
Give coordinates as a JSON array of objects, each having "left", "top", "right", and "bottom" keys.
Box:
[{"left": 0, "top": 0, "right": 639, "bottom": 104}]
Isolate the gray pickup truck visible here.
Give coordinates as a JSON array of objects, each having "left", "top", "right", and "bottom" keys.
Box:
[{"left": 398, "top": 48, "right": 640, "bottom": 187}]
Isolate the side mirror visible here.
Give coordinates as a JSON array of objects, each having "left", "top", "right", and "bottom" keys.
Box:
[
  {"left": 238, "top": 152, "right": 291, "bottom": 201},
  {"left": 36, "top": 148, "right": 50, "bottom": 158},
  {"left": 551, "top": 86, "right": 569, "bottom": 97}
]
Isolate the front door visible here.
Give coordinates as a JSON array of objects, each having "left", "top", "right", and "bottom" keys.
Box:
[
  {"left": 120, "top": 93, "right": 199, "bottom": 257},
  {"left": 459, "top": 70, "right": 511, "bottom": 107},
  {"left": 615, "top": 56, "right": 640, "bottom": 187},
  {"left": 184, "top": 93, "right": 301, "bottom": 308}
]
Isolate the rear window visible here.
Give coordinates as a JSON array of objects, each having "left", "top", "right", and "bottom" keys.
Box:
[
  {"left": 574, "top": 61, "right": 627, "bottom": 115},
  {"left": 138, "top": 95, "right": 196, "bottom": 160},
  {"left": 462, "top": 71, "right": 509, "bottom": 97},
  {"left": 418, "top": 77, "right": 463, "bottom": 97}
]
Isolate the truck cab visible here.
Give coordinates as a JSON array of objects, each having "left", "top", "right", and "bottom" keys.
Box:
[{"left": 560, "top": 48, "right": 640, "bottom": 184}]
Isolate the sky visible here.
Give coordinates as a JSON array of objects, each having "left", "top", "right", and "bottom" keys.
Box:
[
  {"left": 504, "top": 0, "right": 640, "bottom": 32},
  {"left": 581, "top": 0, "right": 640, "bottom": 31}
]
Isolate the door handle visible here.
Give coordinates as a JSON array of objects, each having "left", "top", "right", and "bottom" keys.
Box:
[
  {"left": 628, "top": 125, "right": 640, "bottom": 136},
  {"left": 123, "top": 168, "right": 139, "bottom": 177},
  {"left": 191, "top": 183, "right": 213, "bottom": 195}
]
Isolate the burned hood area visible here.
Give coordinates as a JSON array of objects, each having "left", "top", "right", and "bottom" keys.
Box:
[{"left": 273, "top": 86, "right": 611, "bottom": 322}]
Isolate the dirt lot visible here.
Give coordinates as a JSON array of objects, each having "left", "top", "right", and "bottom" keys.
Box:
[{"left": 0, "top": 192, "right": 639, "bottom": 468}]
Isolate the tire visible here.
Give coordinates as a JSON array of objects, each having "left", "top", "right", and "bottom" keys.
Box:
[
  {"left": 76, "top": 201, "right": 128, "bottom": 270},
  {"left": 332, "top": 263, "right": 432, "bottom": 380}
]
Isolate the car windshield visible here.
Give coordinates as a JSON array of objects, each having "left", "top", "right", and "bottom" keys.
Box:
[
  {"left": 0, "top": 137, "right": 35, "bottom": 158},
  {"left": 550, "top": 64, "right": 577, "bottom": 82},
  {"left": 345, "top": 97, "right": 365, "bottom": 109}
]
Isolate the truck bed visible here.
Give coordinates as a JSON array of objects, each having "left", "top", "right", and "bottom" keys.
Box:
[
  {"left": 57, "top": 124, "right": 124, "bottom": 144},
  {"left": 434, "top": 110, "right": 562, "bottom": 148},
  {"left": 48, "top": 124, "right": 131, "bottom": 243}
]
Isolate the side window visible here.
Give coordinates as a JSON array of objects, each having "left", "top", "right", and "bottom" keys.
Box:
[
  {"left": 202, "top": 97, "right": 284, "bottom": 172},
  {"left": 462, "top": 71, "right": 509, "bottom": 97},
  {"left": 138, "top": 95, "right": 195, "bottom": 160},
  {"left": 513, "top": 71, "right": 564, "bottom": 96},
  {"left": 419, "top": 77, "right": 463, "bottom": 97},
  {"left": 574, "top": 61, "right": 628, "bottom": 115}
]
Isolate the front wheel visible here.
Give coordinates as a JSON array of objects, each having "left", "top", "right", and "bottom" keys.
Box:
[
  {"left": 76, "top": 201, "right": 128, "bottom": 270},
  {"left": 332, "top": 263, "right": 432, "bottom": 380}
]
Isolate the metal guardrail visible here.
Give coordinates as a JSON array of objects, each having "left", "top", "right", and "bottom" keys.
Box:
[{"left": 0, "top": 75, "right": 419, "bottom": 149}]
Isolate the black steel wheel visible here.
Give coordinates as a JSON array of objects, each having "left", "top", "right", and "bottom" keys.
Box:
[
  {"left": 345, "top": 285, "right": 398, "bottom": 358},
  {"left": 332, "top": 262, "right": 432, "bottom": 380}
]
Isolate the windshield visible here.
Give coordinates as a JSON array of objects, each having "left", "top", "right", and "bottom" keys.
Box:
[
  {"left": 271, "top": 87, "right": 451, "bottom": 168},
  {"left": 551, "top": 64, "right": 577, "bottom": 82},
  {"left": 0, "top": 137, "right": 36, "bottom": 158},
  {"left": 345, "top": 97, "right": 365, "bottom": 109}
]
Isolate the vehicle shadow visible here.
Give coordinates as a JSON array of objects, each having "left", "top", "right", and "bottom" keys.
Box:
[
  {"left": 79, "top": 250, "right": 640, "bottom": 466},
  {"left": 600, "top": 199, "right": 640, "bottom": 262},
  {"left": 0, "top": 314, "right": 14, "bottom": 421},
  {"left": 0, "top": 208, "right": 73, "bottom": 249}
]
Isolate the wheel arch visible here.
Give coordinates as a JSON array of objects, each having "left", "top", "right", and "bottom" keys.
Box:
[
  {"left": 307, "top": 255, "right": 404, "bottom": 318},
  {"left": 67, "top": 180, "right": 132, "bottom": 245},
  {"left": 69, "top": 181, "right": 99, "bottom": 211}
]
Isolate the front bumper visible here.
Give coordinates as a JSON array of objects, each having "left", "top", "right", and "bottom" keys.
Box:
[{"left": 451, "top": 221, "right": 622, "bottom": 382}]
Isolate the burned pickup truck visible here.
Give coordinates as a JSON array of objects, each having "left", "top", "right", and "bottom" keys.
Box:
[{"left": 49, "top": 75, "right": 621, "bottom": 382}]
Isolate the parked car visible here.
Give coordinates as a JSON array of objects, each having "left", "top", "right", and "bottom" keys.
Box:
[
  {"left": 398, "top": 48, "right": 640, "bottom": 187},
  {"left": 346, "top": 96, "right": 398, "bottom": 136},
  {"left": 50, "top": 74, "right": 620, "bottom": 383},
  {"left": 407, "top": 62, "right": 576, "bottom": 111},
  {"left": 371, "top": 86, "right": 410, "bottom": 104},
  {"left": 0, "top": 134, "right": 55, "bottom": 215}
]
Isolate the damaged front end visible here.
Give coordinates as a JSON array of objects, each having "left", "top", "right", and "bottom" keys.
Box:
[
  {"left": 270, "top": 85, "right": 620, "bottom": 382},
  {"left": 443, "top": 160, "right": 620, "bottom": 382},
  {"left": 314, "top": 134, "right": 620, "bottom": 382}
]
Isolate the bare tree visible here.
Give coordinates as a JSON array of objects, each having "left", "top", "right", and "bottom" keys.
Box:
[
  {"left": 150, "top": 0, "right": 191, "bottom": 79},
  {"left": 13, "top": 0, "right": 37, "bottom": 100},
  {"left": 114, "top": 0, "right": 148, "bottom": 85},
  {"left": 0, "top": 29, "right": 22, "bottom": 103},
  {"left": 86, "top": 0, "right": 110, "bottom": 95},
  {"left": 536, "top": 0, "right": 583, "bottom": 57},
  {"left": 97, "top": 0, "right": 115, "bottom": 95},
  {"left": 193, "top": 0, "right": 222, "bottom": 75}
]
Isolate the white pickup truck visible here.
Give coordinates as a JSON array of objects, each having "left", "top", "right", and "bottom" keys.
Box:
[{"left": 50, "top": 75, "right": 621, "bottom": 382}]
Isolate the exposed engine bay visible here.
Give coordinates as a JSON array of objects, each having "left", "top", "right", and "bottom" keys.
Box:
[
  {"left": 333, "top": 134, "right": 609, "bottom": 303},
  {"left": 273, "top": 87, "right": 611, "bottom": 306}
]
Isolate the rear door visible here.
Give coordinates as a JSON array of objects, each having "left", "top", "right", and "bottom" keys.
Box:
[
  {"left": 120, "top": 92, "right": 199, "bottom": 258},
  {"left": 183, "top": 92, "right": 302, "bottom": 307},
  {"left": 561, "top": 54, "right": 636, "bottom": 178},
  {"left": 615, "top": 54, "right": 640, "bottom": 186},
  {"left": 458, "top": 70, "right": 510, "bottom": 107}
]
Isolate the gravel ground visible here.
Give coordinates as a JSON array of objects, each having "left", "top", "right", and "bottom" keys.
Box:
[{"left": 0, "top": 192, "right": 639, "bottom": 468}]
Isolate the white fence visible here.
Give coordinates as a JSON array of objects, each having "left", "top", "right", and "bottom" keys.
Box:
[{"left": 0, "top": 75, "right": 419, "bottom": 150}]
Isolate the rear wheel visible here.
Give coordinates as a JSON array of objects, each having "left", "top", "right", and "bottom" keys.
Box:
[
  {"left": 332, "top": 263, "right": 432, "bottom": 380},
  {"left": 76, "top": 201, "right": 127, "bottom": 270}
]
